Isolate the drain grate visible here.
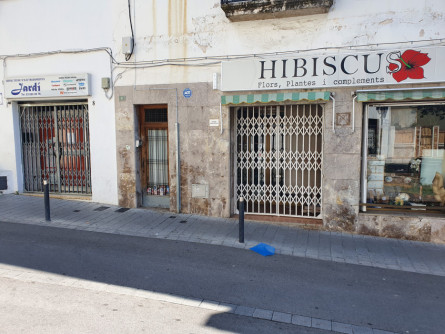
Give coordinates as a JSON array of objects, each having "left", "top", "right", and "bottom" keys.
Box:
[
  {"left": 94, "top": 206, "right": 110, "bottom": 212},
  {"left": 73, "top": 210, "right": 81, "bottom": 213},
  {"left": 179, "top": 220, "right": 187, "bottom": 224},
  {"left": 169, "top": 216, "right": 176, "bottom": 219},
  {"left": 115, "top": 208, "right": 130, "bottom": 213}
]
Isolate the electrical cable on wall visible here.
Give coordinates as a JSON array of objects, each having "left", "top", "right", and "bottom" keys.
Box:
[
  {"left": 125, "top": 0, "right": 135, "bottom": 61},
  {"left": 2, "top": 38, "right": 444, "bottom": 69},
  {"left": 2, "top": 38, "right": 445, "bottom": 99}
]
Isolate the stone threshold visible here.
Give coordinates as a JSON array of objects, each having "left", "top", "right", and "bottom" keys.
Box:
[
  {"left": 232, "top": 213, "right": 323, "bottom": 226},
  {"left": 21, "top": 192, "right": 92, "bottom": 202}
]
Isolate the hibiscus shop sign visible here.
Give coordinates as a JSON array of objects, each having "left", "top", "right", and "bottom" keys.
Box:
[
  {"left": 4, "top": 74, "right": 91, "bottom": 99},
  {"left": 221, "top": 47, "right": 445, "bottom": 91}
]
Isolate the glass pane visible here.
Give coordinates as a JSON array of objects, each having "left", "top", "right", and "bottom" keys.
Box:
[
  {"left": 147, "top": 129, "right": 169, "bottom": 195},
  {"left": 366, "top": 104, "right": 445, "bottom": 209},
  {"left": 145, "top": 108, "right": 167, "bottom": 123}
]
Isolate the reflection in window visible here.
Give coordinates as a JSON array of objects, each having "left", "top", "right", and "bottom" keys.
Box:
[{"left": 366, "top": 104, "right": 445, "bottom": 209}]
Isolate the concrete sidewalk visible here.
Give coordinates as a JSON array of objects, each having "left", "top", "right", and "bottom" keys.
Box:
[{"left": 1, "top": 194, "right": 445, "bottom": 277}]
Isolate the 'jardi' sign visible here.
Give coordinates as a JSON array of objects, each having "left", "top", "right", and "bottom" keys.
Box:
[
  {"left": 4, "top": 74, "right": 91, "bottom": 99},
  {"left": 221, "top": 46, "right": 445, "bottom": 91}
]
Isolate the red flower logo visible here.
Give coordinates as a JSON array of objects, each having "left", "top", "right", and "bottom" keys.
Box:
[{"left": 388, "top": 50, "right": 431, "bottom": 82}]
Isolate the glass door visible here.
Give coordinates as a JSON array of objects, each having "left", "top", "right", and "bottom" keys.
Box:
[
  {"left": 146, "top": 129, "right": 169, "bottom": 195},
  {"left": 139, "top": 105, "right": 170, "bottom": 208}
]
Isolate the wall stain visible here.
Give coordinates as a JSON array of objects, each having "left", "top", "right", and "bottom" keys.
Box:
[
  {"left": 209, "top": 197, "right": 227, "bottom": 217},
  {"left": 221, "top": 197, "right": 227, "bottom": 212},
  {"left": 432, "top": 224, "right": 445, "bottom": 243},
  {"left": 381, "top": 224, "right": 404, "bottom": 240},
  {"left": 180, "top": 161, "right": 207, "bottom": 214},
  {"left": 167, "top": 1, "right": 187, "bottom": 38},
  {"left": 379, "top": 18, "right": 393, "bottom": 25},
  {"left": 152, "top": 0, "right": 157, "bottom": 37},
  {"left": 191, "top": 16, "right": 215, "bottom": 53},
  {"left": 167, "top": 0, "right": 188, "bottom": 78},
  {"left": 380, "top": 223, "right": 431, "bottom": 242},
  {"left": 118, "top": 173, "right": 136, "bottom": 208},
  {"left": 189, "top": 198, "right": 210, "bottom": 215},
  {"left": 358, "top": 224, "right": 379, "bottom": 237},
  {"left": 417, "top": 224, "right": 432, "bottom": 242},
  {"left": 325, "top": 204, "right": 356, "bottom": 232},
  {"left": 117, "top": 148, "right": 135, "bottom": 207},
  {"left": 118, "top": 148, "right": 132, "bottom": 174}
]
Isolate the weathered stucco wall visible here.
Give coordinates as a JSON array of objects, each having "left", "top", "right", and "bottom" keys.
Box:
[
  {"left": 115, "top": 83, "right": 230, "bottom": 217},
  {"left": 112, "top": 0, "right": 445, "bottom": 86}
]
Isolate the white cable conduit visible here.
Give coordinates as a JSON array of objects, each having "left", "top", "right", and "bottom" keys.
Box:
[{"left": 330, "top": 93, "right": 336, "bottom": 133}]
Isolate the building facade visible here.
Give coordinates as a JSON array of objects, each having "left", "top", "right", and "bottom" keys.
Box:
[
  {"left": 2, "top": 0, "right": 445, "bottom": 243},
  {"left": 0, "top": 0, "right": 118, "bottom": 205}
]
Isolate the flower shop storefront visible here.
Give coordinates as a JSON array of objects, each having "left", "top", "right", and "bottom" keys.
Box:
[{"left": 222, "top": 45, "right": 445, "bottom": 242}]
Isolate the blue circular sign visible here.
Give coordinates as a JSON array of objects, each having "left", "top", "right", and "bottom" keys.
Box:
[{"left": 183, "top": 88, "right": 192, "bottom": 98}]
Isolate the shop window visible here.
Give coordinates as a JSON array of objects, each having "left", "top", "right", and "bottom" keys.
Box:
[{"left": 364, "top": 103, "right": 445, "bottom": 212}]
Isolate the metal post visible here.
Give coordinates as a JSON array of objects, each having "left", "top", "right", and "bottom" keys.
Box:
[
  {"left": 176, "top": 121, "right": 181, "bottom": 213},
  {"left": 239, "top": 197, "right": 244, "bottom": 243},
  {"left": 43, "top": 180, "right": 51, "bottom": 221},
  {"left": 52, "top": 106, "right": 62, "bottom": 193},
  {"left": 175, "top": 89, "right": 181, "bottom": 213}
]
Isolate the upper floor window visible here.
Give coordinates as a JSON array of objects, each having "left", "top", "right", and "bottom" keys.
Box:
[{"left": 221, "top": 0, "right": 333, "bottom": 22}]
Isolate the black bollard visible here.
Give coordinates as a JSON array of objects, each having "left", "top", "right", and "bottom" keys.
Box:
[
  {"left": 43, "top": 180, "right": 51, "bottom": 221},
  {"left": 239, "top": 197, "right": 244, "bottom": 243}
]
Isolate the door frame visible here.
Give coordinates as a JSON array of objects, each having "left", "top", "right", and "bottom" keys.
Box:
[{"left": 138, "top": 104, "right": 170, "bottom": 197}]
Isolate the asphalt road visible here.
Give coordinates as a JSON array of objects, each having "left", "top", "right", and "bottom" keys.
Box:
[
  {"left": 1, "top": 277, "right": 329, "bottom": 334},
  {"left": 0, "top": 221, "right": 444, "bottom": 333}
]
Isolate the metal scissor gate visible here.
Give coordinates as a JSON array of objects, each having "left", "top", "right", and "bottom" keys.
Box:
[
  {"left": 19, "top": 102, "right": 91, "bottom": 195},
  {"left": 234, "top": 104, "right": 323, "bottom": 218}
]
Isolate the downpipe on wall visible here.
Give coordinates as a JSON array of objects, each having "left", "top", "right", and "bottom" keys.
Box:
[
  {"left": 175, "top": 89, "right": 181, "bottom": 213},
  {"left": 330, "top": 93, "right": 336, "bottom": 134}
]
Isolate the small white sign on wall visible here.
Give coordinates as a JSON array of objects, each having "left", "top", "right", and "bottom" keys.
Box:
[
  {"left": 209, "top": 119, "right": 220, "bottom": 127},
  {"left": 192, "top": 184, "right": 209, "bottom": 198}
]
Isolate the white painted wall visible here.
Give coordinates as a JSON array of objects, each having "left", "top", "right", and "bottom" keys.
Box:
[
  {"left": 112, "top": 0, "right": 445, "bottom": 86},
  {"left": 0, "top": 0, "right": 118, "bottom": 205}
]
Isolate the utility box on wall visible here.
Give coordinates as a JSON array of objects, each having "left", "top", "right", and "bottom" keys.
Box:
[{"left": 192, "top": 184, "right": 209, "bottom": 198}]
